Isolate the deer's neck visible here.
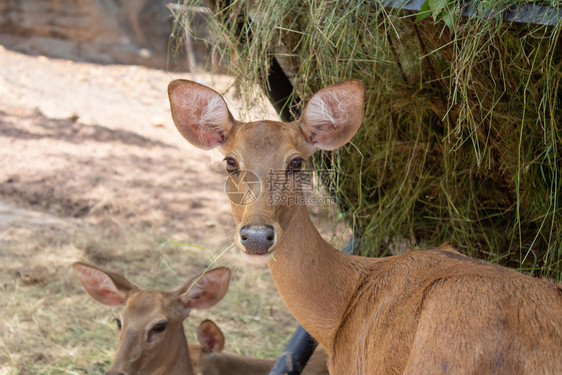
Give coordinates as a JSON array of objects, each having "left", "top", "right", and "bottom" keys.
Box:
[{"left": 267, "top": 206, "right": 364, "bottom": 347}]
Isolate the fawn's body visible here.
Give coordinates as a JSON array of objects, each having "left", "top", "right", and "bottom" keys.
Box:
[
  {"left": 190, "top": 319, "right": 329, "bottom": 375},
  {"left": 168, "top": 79, "right": 562, "bottom": 374}
]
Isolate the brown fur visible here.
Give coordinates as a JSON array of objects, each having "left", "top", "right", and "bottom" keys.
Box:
[{"left": 168, "top": 80, "right": 562, "bottom": 375}]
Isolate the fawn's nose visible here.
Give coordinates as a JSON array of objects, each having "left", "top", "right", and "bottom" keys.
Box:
[{"left": 239, "top": 225, "right": 275, "bottom": 254}]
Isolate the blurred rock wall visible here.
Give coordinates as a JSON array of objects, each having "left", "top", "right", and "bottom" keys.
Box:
[{"left": 0, "top": 0, "right": 209, "bottom": 70}]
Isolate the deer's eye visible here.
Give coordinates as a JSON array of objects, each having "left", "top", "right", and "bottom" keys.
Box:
[
  {"left": 148, "top": 321, "right": 168, "bottom": 342},
  {"left": 224, "top": 157, "right": 239, "bottom": 173},
  {"left": 114, "top": 318, "right": 122, "bottom": 331},
  {"left": 288, "top": 157, "right": 304, "bottom": 172},
  {"left": 151, "top": 321, "right": 167, "bottom": 333}
]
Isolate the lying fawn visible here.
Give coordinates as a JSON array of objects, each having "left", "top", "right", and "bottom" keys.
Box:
[
  {"left": 190, "top": 319, "right": 329, "bottom": 375},
  {"left": 168, "top": 79, "right": 562, "bottom": 374},
  {"left": 72, "top": 262, "right": 230, "bottom": 375}
]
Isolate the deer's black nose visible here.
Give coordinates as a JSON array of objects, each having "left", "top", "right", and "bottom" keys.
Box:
[{"left": 239, "top": 225, "right": 275, "bottom": 254}]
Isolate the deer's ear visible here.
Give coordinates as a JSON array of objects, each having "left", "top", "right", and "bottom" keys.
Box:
[
  {"left": 72, "top": 262, "right": 138, "bottom": 307},
  {"left": 300, "top": 80, "right": 365, "bottom": 150},
  {"left": 197, "top": 320, "right": 225, "bottom": 353},
  {"left": 168, "top": 80, "right": 235, "bottom": 150},
  {"left": 177, "top": 267, "right": 231, "bottom": 311}
]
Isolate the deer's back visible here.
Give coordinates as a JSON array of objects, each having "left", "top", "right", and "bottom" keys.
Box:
[{"left": 328, "top": 247, "right": 562, "bottom": 375}]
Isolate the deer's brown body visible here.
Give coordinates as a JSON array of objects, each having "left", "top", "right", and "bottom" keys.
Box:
[
  {"left": 324, "top": 245, "right": 562, "bottom": 374},
  {"left": 168, "top": 79, "right": 562, "bottom": 375},
  {"left": 190, "top": 348, "right": 274, "bottom": 375}
]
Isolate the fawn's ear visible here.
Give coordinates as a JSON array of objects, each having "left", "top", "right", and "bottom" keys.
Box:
[
  {"left": 197, "top": 320, "right": 225, "bottom": 353},
  {"left": 177, "top": 267, "right": 231, "bottom": 311},
  {"left": 300, "top": 80, "right": 365, "bottom": 150},
  {"left": 72, "top": 262, "right": 138, "bottom": 307},
  {"left": 168, "top": 80, "right": 235, "bottom": 150}
]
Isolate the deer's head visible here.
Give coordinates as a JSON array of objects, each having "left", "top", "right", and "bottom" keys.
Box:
[
  {"left": 168, "top": 80, "right": 364, "bottom": 262},
  {"left": 73, "top": 263, "right": 231, "bottom": 375}
]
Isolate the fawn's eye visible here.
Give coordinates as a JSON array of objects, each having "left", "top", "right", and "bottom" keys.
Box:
[
  {"left": 288, "top": 157, "right": 304, "bottom": 172},
  {"left": 224, "top": 157, "right": 239, "bottom": 173},
  {"left": 114, "top": 318, "right": 122, "bottom": 331}
]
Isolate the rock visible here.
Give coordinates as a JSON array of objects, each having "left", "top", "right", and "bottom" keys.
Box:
[{"left": 0, "top": 0, "right": 210, "bottom": 70}]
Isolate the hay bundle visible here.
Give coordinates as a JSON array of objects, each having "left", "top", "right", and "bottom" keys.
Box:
[{"left": 175, "top": 0, "right": 561, "bottom": 280}]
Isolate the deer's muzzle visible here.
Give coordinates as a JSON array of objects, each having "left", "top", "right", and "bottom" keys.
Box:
[{"left": 239, "top": 225, "right": 276, "bottom": 254}]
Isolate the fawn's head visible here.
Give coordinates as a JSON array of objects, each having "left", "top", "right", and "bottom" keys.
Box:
[
  {"left": 73, "top": 263, "right": 231, "bottom": 375},
  {"left": 168, "top": 80, "right": 365, "bottom": 262},
  {"left": 188, "top": 319, "right": 226, "bottom": 375}
]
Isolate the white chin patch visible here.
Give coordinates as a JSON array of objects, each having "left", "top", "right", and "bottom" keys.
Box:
[{"left": 239, "top": 249, "right": 272, "bottom": 265}]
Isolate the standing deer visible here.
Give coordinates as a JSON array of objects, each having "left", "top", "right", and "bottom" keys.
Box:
[
  {"left": 72, "top": 262, "right": 230, "bottom": 375},
  {"left": 190, "top": 319, "right": 329, "bottom": 375},
  {"left": 168, "top": 79, "right": 562, "bottom": 374}
]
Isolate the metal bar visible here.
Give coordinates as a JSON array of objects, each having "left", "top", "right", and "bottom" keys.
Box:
[
  {"left": 462, "top": 2, "right": 561, "bottom": 26},
  {"left": 268, "top": 326, "right": 318, "bottom": 375},
  {"left": 344, "top": 236, "right": 361, "bottom": 255},
  {"left": 382, "top": 0, "right": 562, "bottom": 26}
]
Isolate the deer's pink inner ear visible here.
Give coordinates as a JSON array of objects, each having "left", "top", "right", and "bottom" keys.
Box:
[
  {"left": 179, "top": 268, "right": 231, "bottom": 312},
  {"left": 168, "top": 80, "right": 233, "bottom": 150},
  {"left": 94, "top": 288, "right": 127, "bottom": 306},
  {"left": 197, "top": 320, "right": 225, "bottom": 353},
  {"left": 300, "top": 80, "right": 365, "bottom": 151},
  {"left": 73, "top": 264, "right": 128, "bottom": 307},
  {"left": 200, "top": 331, "right": 218, "bottom": 352}
]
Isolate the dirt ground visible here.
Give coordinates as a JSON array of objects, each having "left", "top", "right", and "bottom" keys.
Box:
[{"left": 0, "top": 45, "right": 340, "bottom": 374}]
